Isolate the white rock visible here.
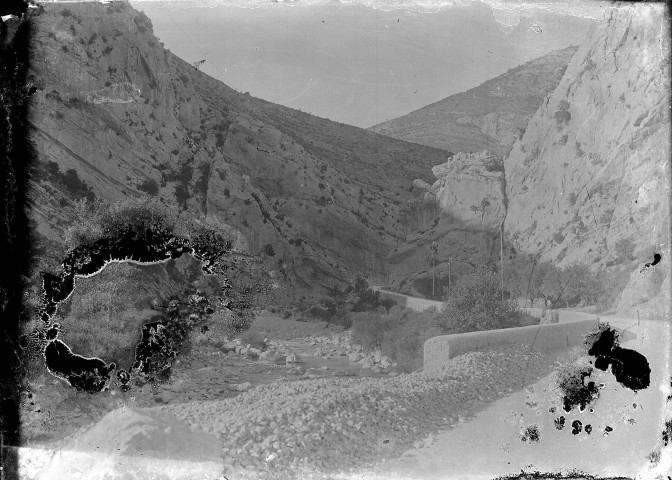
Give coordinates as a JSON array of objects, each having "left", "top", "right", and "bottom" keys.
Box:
[
  {"left": 348, "top": 352, "right": 362, "bottom": 362},
  {"left": 285, "top": 353, "right": 300, "bottom": 364},
  {"left": 231, "top": 382, "right": 252, "bottom": 392}
]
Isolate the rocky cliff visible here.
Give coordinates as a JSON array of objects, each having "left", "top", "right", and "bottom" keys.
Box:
[
  {"left": 503, "top": 5, "right": 670, "bottom": 315},
  {"left": 389, "top": 150, "right": 506, "bottom": 298},
  {"left": 504, "top": 5, "right": 670, "bottom": 270},
  {"left": 24, "top": 2, "right": 449, "bottom": 296},
  {"left": 370, "top": 46, "right": 577, "bottom": 157}
]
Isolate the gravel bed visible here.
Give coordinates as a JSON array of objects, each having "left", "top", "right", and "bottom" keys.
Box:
[{"left": 154, "top": 344, "right": 565, "bottom": 479}]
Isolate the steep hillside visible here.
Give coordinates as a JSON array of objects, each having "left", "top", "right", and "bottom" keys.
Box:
[
  {"left": 369, "top": 46, "right": 577, "bottom": 156},
  {"left": 504, "top": 5, "right": 670, "bottom": 269},
  {"left": 503, "top": 5, "right": 670, "bottom": 314},
  {"left": 24, "top": 2, "right": 450, "bottom": 295}
]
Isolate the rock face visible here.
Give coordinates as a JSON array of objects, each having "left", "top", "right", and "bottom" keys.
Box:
[
  {"left": 617, "top": 255, "right": 670, "bottom": 319},
  {"left": 370, "top": 46, "right": 577, "bottom": 156},
  {"left": 425, "top": 151, "right": 506, "bottom": 231},
  {"left": 25, "top": 2, "right": 449, "bottom": 297},
  {"left": 504, "top": 5, "right": 670, "bottom": 274},
  {"left": 389, "top": 150, "right": 506, "bottom": 297}
]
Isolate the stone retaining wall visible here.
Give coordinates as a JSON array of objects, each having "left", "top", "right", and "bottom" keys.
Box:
[{"left": 423, "top": 319, "right": 600, "bottom": 374}]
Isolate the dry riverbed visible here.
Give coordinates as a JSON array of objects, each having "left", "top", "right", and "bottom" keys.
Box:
[
  {"left": 23, "top": 314, "right": 584, "bottom": 480},
  {"left": 155, "top": 343, "right": 577, "bottom": 479}
]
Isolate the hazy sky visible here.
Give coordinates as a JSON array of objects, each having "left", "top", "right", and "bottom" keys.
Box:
[{"left": 135, "top": 1, "right": 596, "bottom": 128}]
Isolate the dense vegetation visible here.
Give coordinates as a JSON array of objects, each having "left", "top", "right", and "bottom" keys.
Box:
[
  {"left": 503, "top": 253, "right": 634, "bottom": 312},
  {"left": 435, "top": 266, "right": 532, "bottom": 334}
]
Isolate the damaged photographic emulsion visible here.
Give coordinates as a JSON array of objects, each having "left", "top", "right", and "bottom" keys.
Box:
[{"left": 1, "top": 1, "right": 670, "bottom": 479}]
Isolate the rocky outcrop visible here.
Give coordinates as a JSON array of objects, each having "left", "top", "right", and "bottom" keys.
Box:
[
  {"left": 616, "top": 255, "right": 670, "bottom": 319},
  {"left": 370, "top": 46, "right": 577, "bottom": 156},
  {"left": 504, "top": 5, "right": 670, "bottom": 275},
  {"left": 424, "top": 150, "right": 506, "bottom": 231},
  {"left": 389, "top": 150, "right": 506, "bottom": 297}
]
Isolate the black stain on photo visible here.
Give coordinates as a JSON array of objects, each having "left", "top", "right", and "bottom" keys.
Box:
[
  {"left": 639, "top": 252, "right": 661, "bottom": 273},
  {"left": 557, "top": 366, "right": 599, "bottom": 413},
  {"left": 554, "top": 416, "right": 566, "bottom": 430},
  {"left": 520, "top": 424, "right": 541, "bottom": 443},
  {"left": 1, "top": 7, "right": 37, "bottom": 479},
  {"left": 585, "top": 323, "right": 650, "bottom": 391},
  {"left": 571, "top": 420, "right": 582, "bottom": 435}
]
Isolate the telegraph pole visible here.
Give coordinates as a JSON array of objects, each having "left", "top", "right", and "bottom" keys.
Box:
[
  {"left": 500, "top": 222, "right": 505, "bottom": 301},
  {"left": 447, "top": 256, "right": 451, "bottom": 299},
  {"left": 431, "top": 241, "right": 437, "bottom": 298}
]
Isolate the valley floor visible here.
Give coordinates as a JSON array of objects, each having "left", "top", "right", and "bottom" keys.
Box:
[{"left": 15, "top": 315, "right": 669, "bottom": 480}]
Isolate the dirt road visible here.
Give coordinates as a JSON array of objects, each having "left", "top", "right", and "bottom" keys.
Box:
[{"left": 366, "top": 316, "right": 671, "bottom": 480}]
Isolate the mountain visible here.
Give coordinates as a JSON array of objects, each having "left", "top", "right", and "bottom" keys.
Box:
[
  {"left": 503, "top": 5, "right": 670, "bottom": 315},
  {"left": 24, "top": 2, "right": 450, "bottom": 297},
  {"left": 504, "top": 5, "right": 670, "bottom": 269},
  {"left": 369, "top": 46, "right": 577, "bottom": 157},
  {"left": 384, "top": 5, "right": 670, "bottom": 312}
]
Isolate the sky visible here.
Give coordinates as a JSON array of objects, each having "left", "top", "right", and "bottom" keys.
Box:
[{"left": 133, "top": 1, "right": 598, "bottom": 128}]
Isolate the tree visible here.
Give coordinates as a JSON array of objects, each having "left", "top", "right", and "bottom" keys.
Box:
[
  {"left": 347, "top": 276, "right": 384, "bottom": 312},
  {"left": 434, "top": 265, "right": 526, "bottom": 334},
  {"left": 562, "top": 263, "right": 600, "bottom": 307}
]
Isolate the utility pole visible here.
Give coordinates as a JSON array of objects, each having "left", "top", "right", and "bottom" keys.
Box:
[
  {"left": 431, "top": 241, "right": 437, "bottom": 298},
  {"left": 447, "top": 256, "right": 451, "bottom": 299},
  {"left": 500, "top": 222, "right": 505, "bottom": 301}
]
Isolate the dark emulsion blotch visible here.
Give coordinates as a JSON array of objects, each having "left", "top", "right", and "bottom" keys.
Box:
[
  {"left": 571, "top": 420, "right": 583, "bottom": 435},
  {"left": 586, "top": 324, "right": 650, "bottom": 391}
]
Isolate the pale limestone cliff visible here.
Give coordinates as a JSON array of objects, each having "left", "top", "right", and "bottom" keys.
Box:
[
  {"left": 504, "top": 5, "right": 670, "bottom": 272},
  {"left": 425, "top": 150, "right": 506, "bottom": 231}
]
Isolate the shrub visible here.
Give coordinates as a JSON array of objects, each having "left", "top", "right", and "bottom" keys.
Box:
[
  {"left": 348, "top": 277, "right": 384, "bottom": 312},
  {"left": 554, "top": 110, "right": 571, "bottom": 126},
  {"left": 137, "top": 178, "right": 159, "bottom": 196},
  {"left": 434, "top": 265, "right": 527, "bottom": 334}
]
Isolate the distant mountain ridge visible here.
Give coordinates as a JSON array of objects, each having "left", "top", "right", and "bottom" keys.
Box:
[{"left": 369, "top": 46, "right": 578, "bottom": 157}]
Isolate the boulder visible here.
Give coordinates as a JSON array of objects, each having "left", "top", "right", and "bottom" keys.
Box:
[
  {"left": 285, "top": 353, "right": 301, "bottom": 364},
  {"left": 272, "top": 354, "right": 287, "bottom": 365}
]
